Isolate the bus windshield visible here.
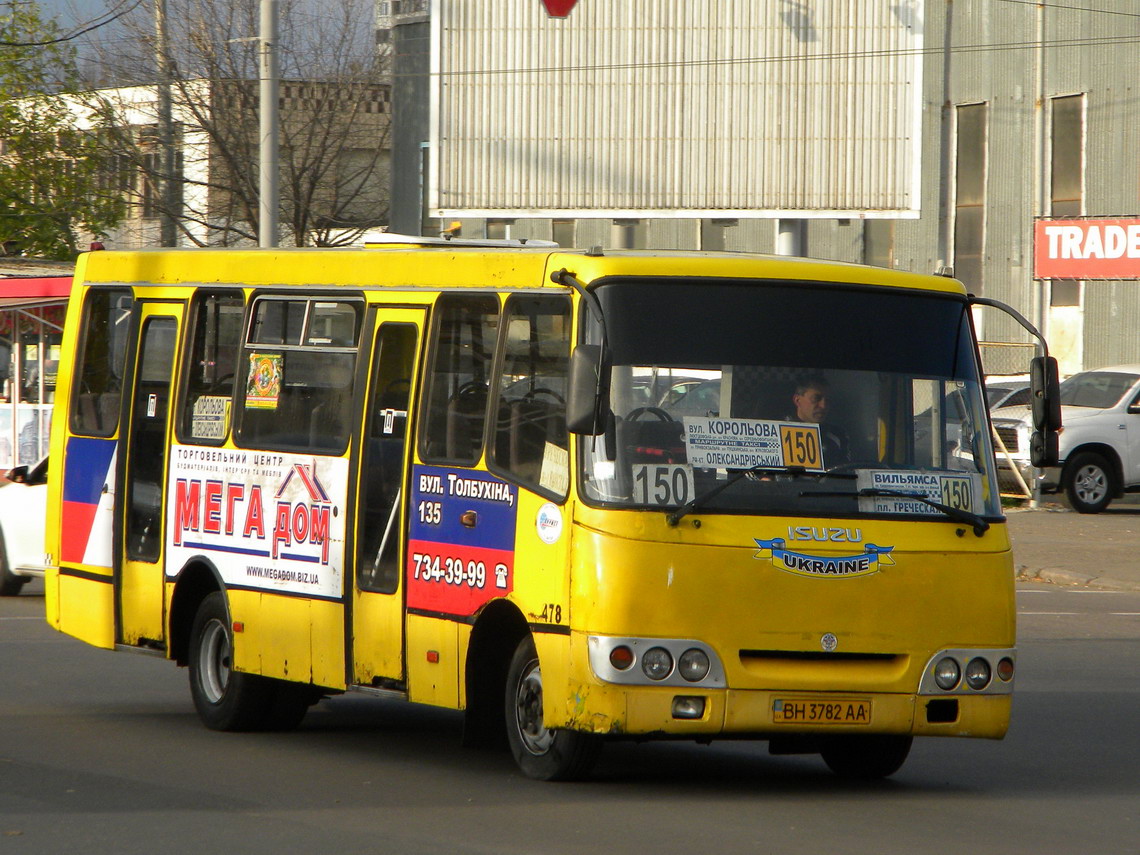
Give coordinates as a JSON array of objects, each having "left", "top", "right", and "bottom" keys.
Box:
[{"left": 580, "top": 279, "right": 1001, "bottom": 520}]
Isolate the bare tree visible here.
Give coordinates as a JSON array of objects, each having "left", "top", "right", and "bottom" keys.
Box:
[{"left": 80, "top": 0, "right": 389, "bottom": 247}]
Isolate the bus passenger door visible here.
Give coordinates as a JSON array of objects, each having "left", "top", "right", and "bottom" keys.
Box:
[
  {"left": 351, "top": 309, "right": 424, "bottom": 687},
  {"left": 117, "top": 303, "right": 182, "bottom": 647}
]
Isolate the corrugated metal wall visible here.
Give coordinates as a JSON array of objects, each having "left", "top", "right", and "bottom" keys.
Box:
[
  {"left": 401, "top": 0, "right": 1140, "bottom": 370},
  {"left": 432, "top": 0, "right": 923, "bottom": 218},
  {"left": 809, "top": 0, "right": 1140, "bottom": 371}
]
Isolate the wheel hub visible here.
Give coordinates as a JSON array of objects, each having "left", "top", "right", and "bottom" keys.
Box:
[
  {"left": 199, "top": 618, "right": 231, "bottom": 703},
  {"left": 514, "top": 662, "right": 553, "bottom": 755},
  {"left": 1075, "top": 465, "right": 1107, "bottom": 503}
]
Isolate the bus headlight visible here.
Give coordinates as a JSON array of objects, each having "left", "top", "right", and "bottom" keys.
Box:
[
  {"left": 587, "top": 637, "right": 726, "bottom": 687},
  {"left": 965, "top": 657, "right": 992, "bottom": 690},
  {"left": 934, "top": 656, "right": 961, "bottom": 690},
  {"left": 678, "top": 648, "right": 711, "bottom": 682},
  {"left": 919, "top": 648, "right": 1015, "bottom": 695},
  {"left": 641, "top": 647, "right": 674, "bottom": 680}
]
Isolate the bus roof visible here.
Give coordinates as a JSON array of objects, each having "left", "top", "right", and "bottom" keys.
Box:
[{"left": 72, "top": 246, "right": 967, "bottom": 297}]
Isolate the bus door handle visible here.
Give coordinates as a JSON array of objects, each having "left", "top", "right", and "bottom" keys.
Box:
[{"left": 460, "top": 510, "right": 478, "bottom": 528}]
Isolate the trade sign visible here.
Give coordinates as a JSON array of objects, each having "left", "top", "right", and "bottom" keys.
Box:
[{"left": 1034, "top": 217, "right": 1140, "bottom": 280}]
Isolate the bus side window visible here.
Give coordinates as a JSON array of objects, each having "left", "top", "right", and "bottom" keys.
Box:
[
  {"left": 178, "top": 291, "right": 244, "bottom": 445},
  {"left": 70, "top": 289, "right": 134, "bottom": 437},
  {"left": 420, "top": 295, "right": 500, "bottom": 465},
  {"left": 489, "top": 295, "right": 571, "bottom": 498},
  {"left": 235, "top": 297, "right": 362, "bottom": 454}
]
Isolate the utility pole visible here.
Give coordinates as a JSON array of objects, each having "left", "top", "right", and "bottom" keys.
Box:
[
  {"left": 937, "top": 0, "right": 953, "bottom": 273},
  {"left": 259, "top": 0, "right": 279, "bottom": 247},
  {"left": 156, "top": 0, "right": 178, "bottom": 246}
]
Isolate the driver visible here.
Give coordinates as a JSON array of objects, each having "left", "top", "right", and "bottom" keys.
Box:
[{"left": 789, "top": 374, "right": 849, "bottom": 464}]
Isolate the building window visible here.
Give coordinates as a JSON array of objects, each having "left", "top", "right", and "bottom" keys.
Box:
[
  {"left": 953, "top": 103, "right": 987, "bottom": 295},
  {"left": 863, "top": 219, "right": 896, "bottom": 269},
  {"left": 1050, "top": 94, "right": 1085, "bottom": 308},
  {"left": 486, "top": 219, "right": 514, "bottom": 240},
  {"left": 552, "top": 219, "right": 575, "bottom": 248}
]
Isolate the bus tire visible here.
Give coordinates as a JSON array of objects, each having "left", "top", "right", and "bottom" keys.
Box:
[
  {"left": 505, "top": 636, "right": 601, "bottom": 781},
  {"left": 188, "top": 592, "right": 274, "bottom": 731},
  {"left": 820, "top": 735, "right": 912, "bottom": 780},
  {"left": 0, "top": 530, "right": 28, "bottom": 596},
  {"left": 1063, "top": 451, "right": 1114, "bottom": 514}
]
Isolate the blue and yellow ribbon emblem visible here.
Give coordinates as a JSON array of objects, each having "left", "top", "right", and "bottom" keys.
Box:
[{"left": 753, "top": 538, "right": 894, "bottom": 578}]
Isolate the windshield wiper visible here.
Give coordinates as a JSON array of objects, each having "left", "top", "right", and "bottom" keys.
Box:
[
  {"left": 802, "top": 487, "right": 990, "bottom": 537},
  {"left": 666, "top": 465, "right": 853, "bottom": 526}
]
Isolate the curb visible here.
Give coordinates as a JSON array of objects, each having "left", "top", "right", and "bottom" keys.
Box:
[{"left": 1016, "top": 565, "right": 1140, "bottom": 591}]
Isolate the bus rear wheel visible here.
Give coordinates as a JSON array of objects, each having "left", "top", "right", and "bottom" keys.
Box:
[
  {"left": 505, "top": 636, "right": 601, "bottom": 781},
  {"left": 188, "top": 592, "right": 276, "bottom": 731},
  {"left": 820, "top": 735, "right": 912, "bottom": 779}
]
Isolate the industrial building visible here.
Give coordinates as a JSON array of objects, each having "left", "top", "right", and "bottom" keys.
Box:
[{"left": 385, "top": 0, "right": 1140, "bottom": 375}]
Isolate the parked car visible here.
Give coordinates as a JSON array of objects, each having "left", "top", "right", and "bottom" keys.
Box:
[
  {"left": 990, "top": 365, "right": 1140, "bottom": 512},
  {"left": 0, "top": 457, "right": 48, "bottom": 595},
  {"left": 659, "top": 378, "right": 722, "bottom": 417},
  {"left": 986, "top": 381, "right": 1031, "bottom": 411}
]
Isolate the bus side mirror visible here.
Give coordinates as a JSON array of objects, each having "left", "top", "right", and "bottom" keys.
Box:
[
  {"left": 566, "top": 344, "right": 609, "bottom": 435},
  {"left": 1030, "top": 356, "right": 1060, "bottom": 431},
  {"left": 1030, "top": 356, "right": 1061, "bottom": 468}
]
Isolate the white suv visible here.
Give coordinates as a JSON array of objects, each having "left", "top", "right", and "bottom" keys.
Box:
[
  {"left": 0, "top": 457, "right": 48, "bottom": 595},
  {"left": 991, "top": 365, "right": 1140, "bottom": 513}
]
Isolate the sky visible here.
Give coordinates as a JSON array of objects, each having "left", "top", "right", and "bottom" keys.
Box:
[{"left": 26, "top": 0, "right": 378, "bottom": 83}]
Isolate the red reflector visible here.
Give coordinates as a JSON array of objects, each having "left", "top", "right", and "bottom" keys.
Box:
[
  {"left": 232, "top": 622, "right": 244, "bottom": 633},
  {"left": 427, "top": 650, "right": 440, "bottom": 664},
  {"left": 609, "top": 645, "right": 634, "bottom": 670},
  {"left": 997, "top": 657, "right": 1015, "bottom": 681}
]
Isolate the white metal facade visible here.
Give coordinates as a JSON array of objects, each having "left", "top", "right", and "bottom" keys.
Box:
[{"left": 430, "top": 0, "right": 924, "bottom": 219}]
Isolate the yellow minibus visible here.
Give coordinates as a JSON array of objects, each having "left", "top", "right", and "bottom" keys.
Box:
[{"left": 44, "top": 240, "right": 1058, "bottom": 780}]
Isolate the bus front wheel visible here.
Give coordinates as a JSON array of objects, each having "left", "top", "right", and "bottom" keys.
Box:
[
  {"left": 820, "top": 735, "right": 912, "bottom": 779},
  {"left": 188, "top": 592, "right": 275, "bottom": 731},
  {"left": 505, "top": 636, "right": 601, "bottom": 781}
]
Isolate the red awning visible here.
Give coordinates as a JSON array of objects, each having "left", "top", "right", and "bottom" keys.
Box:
[{"left": 0, "top": 276, "right": 72, "bottom": 308}]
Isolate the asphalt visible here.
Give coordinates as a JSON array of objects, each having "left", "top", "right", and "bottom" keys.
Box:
[{"left": 1006, "top": 499, "right": 1140, "bottom": 591}]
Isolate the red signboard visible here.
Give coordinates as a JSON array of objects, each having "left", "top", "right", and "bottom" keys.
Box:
[
  {"left": 541, "top": 0, "right": 578, "bottom": 16},
  {"left": 1034, "top": 218, "right": 1140, "bottom": 280}
]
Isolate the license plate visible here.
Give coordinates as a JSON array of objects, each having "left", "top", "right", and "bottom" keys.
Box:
[{"left": 772, "top": 698, "right": 872, "bottom": 725}]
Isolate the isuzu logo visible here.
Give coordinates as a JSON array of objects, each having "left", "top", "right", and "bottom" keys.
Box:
[{"left": 786, "top": 526, "right": 863, "bottom": 543}]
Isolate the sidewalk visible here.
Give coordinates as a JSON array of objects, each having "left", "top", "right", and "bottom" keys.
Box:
[{"left": 1006, "top": 501, "right": 1140, "bottom": 591}]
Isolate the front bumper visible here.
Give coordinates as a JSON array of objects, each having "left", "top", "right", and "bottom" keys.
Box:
[{"left": 560, "top": 683, "right": 1011, "bottom": 740}]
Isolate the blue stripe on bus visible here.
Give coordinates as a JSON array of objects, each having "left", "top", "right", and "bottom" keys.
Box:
[{"left": 62, "top": 437, "right": 118, "bottom": 505}]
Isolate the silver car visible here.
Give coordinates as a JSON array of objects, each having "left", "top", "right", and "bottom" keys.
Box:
[{"left": 990, "top": 365, "right": 1140, "bottom": 513}]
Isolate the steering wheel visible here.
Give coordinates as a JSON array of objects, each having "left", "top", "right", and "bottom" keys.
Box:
[
  {"left": 626, "top": 406, "right": 674, "bottom": 422},
  {"left": 522, "top": 387, "right": 565, "bottom": 404},
  {"left": 453, "top": 380, "right": 487, "bottom": 400}
]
